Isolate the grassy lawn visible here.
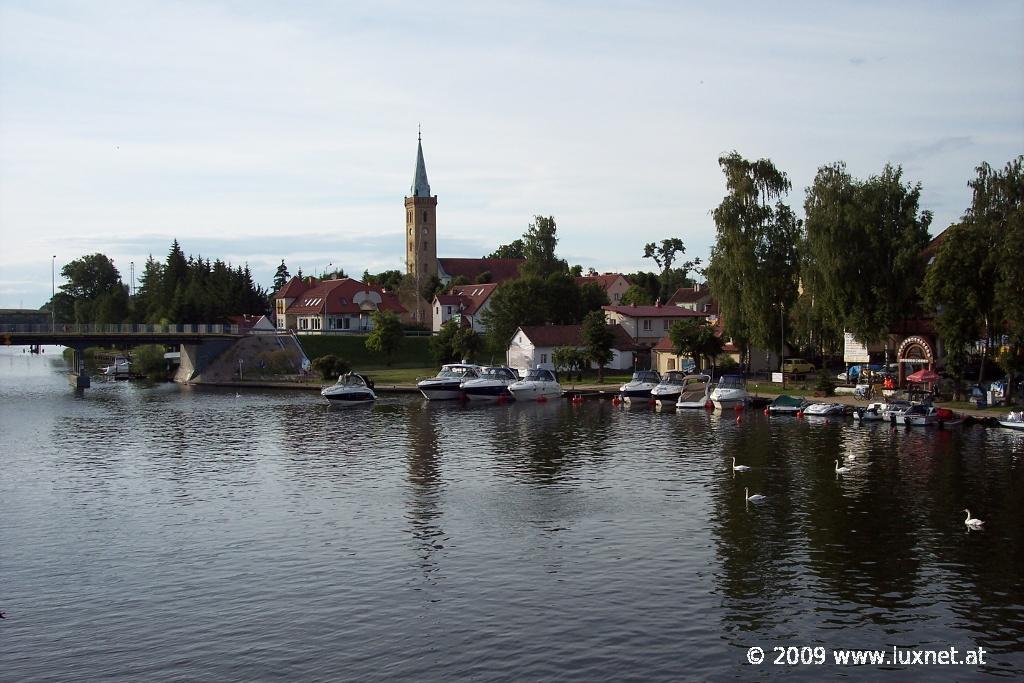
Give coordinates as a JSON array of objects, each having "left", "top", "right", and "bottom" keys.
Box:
[{"left": 297, "top": 334, "right": 433, "bottom": 369}]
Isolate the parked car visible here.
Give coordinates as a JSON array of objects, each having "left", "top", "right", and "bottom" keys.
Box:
[{"left": 782, "top": 358, "right": 815, "bottom": 374}]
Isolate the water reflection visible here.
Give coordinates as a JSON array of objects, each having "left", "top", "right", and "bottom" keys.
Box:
[{"left": 3, "top": 352, "right": 1023, "bottom": 680}]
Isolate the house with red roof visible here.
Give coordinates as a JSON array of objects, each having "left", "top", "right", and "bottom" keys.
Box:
[
  {"left": 576, "top": 273, "right": 630, "bottom": 305},
  {"left": 431, "top": 283, "right": 498, "bottom": 333},
  {"left": 272, "top": 276, "right": 406, "bottom": 334},
  {"left": 603, "top": 303, "right": 708, "bottom": 347},
  {"left": 227, "top": 314, "right": 276, "bottom": 334},
  {"left": 438, "top": 258, "right": 524, "bottom": 286},
  {"left": 667, "top": 283, "right": 715, "bottom": 314},
  {"left": 507, "top": 324, "right": 638, "bottom": 372}
]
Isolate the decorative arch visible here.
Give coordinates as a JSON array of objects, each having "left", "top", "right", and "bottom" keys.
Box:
[{"left": 896, "top": 335, "right": 934, "bottom": 386}]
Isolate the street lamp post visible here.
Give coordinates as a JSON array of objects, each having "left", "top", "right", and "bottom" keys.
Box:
[
  {"left": 780, "top": 302, "right": 785, "bottom": 390},
  {"left": 51, "top": 255, "right": 56, "bottom": 332},
  {"left": 324, "top": 262, "right": 333, "bottom": 279},
  {"left": 130, "top": 261, "right": 135, "bottom": 297}
]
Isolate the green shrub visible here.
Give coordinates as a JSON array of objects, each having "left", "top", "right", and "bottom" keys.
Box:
[
  {"left": 311, "top": 354, "right": 351, "bottom": 380},
  {"left": 717, "top": 356, "right": 739, "bottom": 374},
  {"left": 815, "top": 369, "right": 836, "bottom": 396},
  {"left": 134, "top": 344, "right": 169, "bottom": 380}
]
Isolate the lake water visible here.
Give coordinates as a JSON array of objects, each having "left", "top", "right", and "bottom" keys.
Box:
[{"left": 2, "top": 350, "right": 1023, "bottom": 681}]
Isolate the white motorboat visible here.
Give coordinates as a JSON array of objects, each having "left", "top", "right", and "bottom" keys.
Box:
[
  {"left": 461, "top": 366, "right": 518, "bottom": 402},
  {"left": 880, "top": 400, "right": 913, "bottom": 423},
  {"left": 768, "top": 395, "right": 806, "bottom": 415},
  {"left": 710, "top": 374, "right": 748, "bottom": 410},
  {"left": 417, "top": 363, "right": 481, "bottom": 400},
  {"left": 675, "top": 374, "right": 713, "bottom": 409},
  {"left": 855, "top": 401, "right": 889, "bottom": 422},
  {"left": 802, "top": 402, "right": 848, "bottom": 417},
  {"left": 997, "top": 411, "right": 1024, "bottom": 431},
  {"left": 102, "top": 356, "right": 132, "bottom": 377},
  {"left": 321, "top": 372, "right": 376, "bottom": 405},
  {"left": 618, "top": 370, "right": 661, "bottom": 404},
  {"left": 895, "top": 404, "right": 938, "bottom": 427},
  {"left": 508, "top": 367, "right": 562, "bottom": 401},
  {"left": 651, "top": 370, "right": 688, "bottom": 406}
]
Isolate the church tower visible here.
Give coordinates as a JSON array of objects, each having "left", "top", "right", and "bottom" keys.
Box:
[{"left": 405, "top": 131, "right": 437, "bottom": 324}]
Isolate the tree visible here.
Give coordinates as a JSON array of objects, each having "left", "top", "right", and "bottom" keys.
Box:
[
  {"left": 669, "top": 319, "right": 724, "bottom": 372},
  {"left": 622, "top": 271, "right": 660, "bottom": 304},
  {"left": 619, "top": 284, "right": 654, "bottom": 306},
  {"left": 362, "top": 269, "right": 404, "bottom": 291},
  {"left": 581, "top": 310, "right": 614, "bottom": 381},
  {"left": 481, "top": 277, "right": 549, "bottom": 357},
  {"left": 579, "top": 281, "right": 610, "bottom": 316},
  {"left": 273, "top": 260, "right": 291, "bottom": 292},
  {"left": 430, "top": 319, "right": 463, "bottom": 365},
  {"left": 487, "top": 239, "right": 526, "bottom": 259},
  {"left": 552, "top": 346, "right": 586, "bottom": 380},
  {"left": 802, "top": 161, "right": 932, "bottom": 347},
  {"left": 58, "top": 253, "right": 126, "bottom": 324},
  {"left": 519, "top": 215, "right": 568, "bottom": 279},
  {"left": 643, "top": 238, "right": 701, "bottom": 301},
  {"left": 924, "top": 156, "right": 1023, "bottom": 389},
  {"left": 365, "top": 310, "right": 404, "bottom": 366},
  {"left": 706, "top": 152, "right": 801, "bottom": 366}
]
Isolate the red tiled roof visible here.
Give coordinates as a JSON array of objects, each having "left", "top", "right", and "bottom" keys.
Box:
[
  {"left": 274, "top": 276, "right": 312, "bottom": 300},
  {"left": 518, "top": 324, "right": 636, "bottom": 351},
  {"left": 576, "top": 273, "right": 627, "bottom": 290},
  {"left": 438, "top": 258, "right": 524, "bottom": 283},
  {"left": 667, "top": 284, "right": 711, "bottom": 305},
  {"left": 435, "top": 294, "right": 462, "bottom": 305},
  {"left": 922, "top": 228, "right": 949, "bottom": 261},
  {"left": 603, "top": 304, "right": 707, "bottom": 319},
  {"left": 284, "top": 278, "right": 406, "bottom": 316},
  {"left": 653, "top": 334, "right": 675, "bottom": 352},
  {"left": 450, "top": 283, "right": 497, "bottom": 315}
]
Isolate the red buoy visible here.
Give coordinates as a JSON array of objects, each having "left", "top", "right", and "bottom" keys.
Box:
[
  {"left": 735, "top": 415, "right": 742, "bottom": 423},
  {"left": 763, "top": 407, "right": 769, "bottom": 416},
  {"left": 536, "top": 395, "right": 548, "bottom": 403},
  {"left": 796, "top": 410, "right": 804, "bottom": 418},
  {"left": 705, "top": 400, "right": 714, "bottom": 410}
]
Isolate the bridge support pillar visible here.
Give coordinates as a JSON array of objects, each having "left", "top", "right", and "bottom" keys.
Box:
[{"left": 67, "top": 344, "right": 91, "bottom": 390}]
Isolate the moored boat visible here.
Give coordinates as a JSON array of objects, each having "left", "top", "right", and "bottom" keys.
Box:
[
  {"left": 102, "top": 356, "right": 132, "bottom": 377},
  {"left": 321, "top": 372, "right": 376, "bottom": 405},
  {"left": 710, "top": 374, "right": 748, "bottom": 410},
  {"left": 461, "top": 366, "right": 518, "bottom": 402},
  {"left": 802, "top": 402, "right": 848, "bottom": 417},
  {"left": 619, "top": 370, "right": 661, "bottom": 404},
  {"left": 417, "top": 363, "right": 481, "bottom": 400},
  {"left": 935, "top": 407, "right": 965, "bottom": 429},
  {"left": 895, "top": 404, "right": 938, "bottom": 427},
  {"left": 508, "top": 367, "right": 562, "bottom": 401},
  {"left": 651, "top": 370, "right": 687, "bottom": 406},
  {"left": 768, "top": 394, "right": 806, "bottom": 415},
  {"left": 997, "top": 411, "right": 1024, "bottom": 431},
  {"left": 675, "top": 374, "right": 713, "bottom": 409}
]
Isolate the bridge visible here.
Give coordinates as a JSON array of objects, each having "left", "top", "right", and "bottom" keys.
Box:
[
  {"left": 2, "top": 323, "right": 246, "bottom": 389},
  {"left": 1, "top": 322, "right": 244, "bottom": 347}
]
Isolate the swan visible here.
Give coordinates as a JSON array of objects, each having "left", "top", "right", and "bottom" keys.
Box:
[
  {"left": 745, "top": 487, "right": 766, "bottom": 503},
  {"left": 963, "top": 509, "right": 984, "bottom": 529},
  {"left": 834, "top": 459, "right": 850, "bottom": 474},
  {"left": 732, "top": 457, "right": 751, "bottom": 472}
]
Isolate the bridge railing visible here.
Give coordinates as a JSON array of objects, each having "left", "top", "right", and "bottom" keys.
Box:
[{"left": 0, "top": 323, "right": 242, "bottom": 335}]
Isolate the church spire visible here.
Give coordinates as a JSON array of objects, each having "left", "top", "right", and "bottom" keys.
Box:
[{"left": 410, "top": 128, "right": 431, "bottom": 197}]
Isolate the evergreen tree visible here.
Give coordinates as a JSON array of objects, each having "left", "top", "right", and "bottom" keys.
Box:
[{"left": 273, "top": 260, "right": 291, "bottom": 291}]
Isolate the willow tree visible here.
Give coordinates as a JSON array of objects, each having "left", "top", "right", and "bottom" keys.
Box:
[
  {"left": 802, "top": 162, "right": 932, "bottom": 348},
  {"left": 706, "top": 153, "right": 801, "bottom": 366},
  {"left": 924, "top": 156, "right": 1023, "bottom": 387}
]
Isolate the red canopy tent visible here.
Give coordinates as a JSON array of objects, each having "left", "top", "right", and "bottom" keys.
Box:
[{"left": 906, "top": 369, "right": 940, "bottom": 383}]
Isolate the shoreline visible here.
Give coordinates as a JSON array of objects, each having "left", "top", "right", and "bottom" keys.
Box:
[{"left": 183, "top": 379, "right": 1012, "bottom": 420}]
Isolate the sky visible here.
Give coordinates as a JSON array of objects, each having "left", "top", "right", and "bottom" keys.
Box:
[{"left": 1, "top": 0, "right": 1022, "bottom": 309}]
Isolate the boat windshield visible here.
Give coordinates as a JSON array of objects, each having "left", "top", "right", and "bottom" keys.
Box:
[
  {"left": 523, "top": 368, "right": 556, "bottom": 382},
  {"left": 480, "top": 367, "right": 516, "bottom": 380},
  {"left": 438, "top": 365, "right": 478, "bottom": 379},
  {"left": 631, "top": 371, "right": 661, "bottom": 384},
  {"left": 660, "top": 371, "right": 686, "bottom": 385},
  {"left": 717, "top": 374, "right": 745, "bottom": 389},
  {"left": 336, "top": 373, "right": 367, "bottom": 387}
]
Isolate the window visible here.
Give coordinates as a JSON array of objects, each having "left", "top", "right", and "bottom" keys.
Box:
[
  {"left": 435, "top": 306, "right": 439, "bottom": 315},
  {"left": 329, "top": 318, "right": 335, "bottom": 329},
  {"left": 668, "top": 358, "right": 675, "bottom": 370},
  {"left": 663, "top": 319, "right": 670, "bottom": 330},
  {"left": 643, "top": 319, "right": 652, "bottom": 331},
  {"left": 341, "top": 317, "right": 351, "bottom": 330},
  {"left": 540, "top": 353, "right": 547, "bottom": 364},
  {"left": 446, "top": 306, "right": 452, "bottom": 316},
  {"left": 423, "top": 210, "right": 427, "bottom": 222}
]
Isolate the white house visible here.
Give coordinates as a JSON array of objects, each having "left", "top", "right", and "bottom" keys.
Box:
[
  {"left": 506, "top": 324, "right": 637, "bottom": 373},
  {"left": 431, "top": 283, "right": 498, "bottom": 333},
  {"left": 603, "top": 303, "right": 707, "bottom": 346}
]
